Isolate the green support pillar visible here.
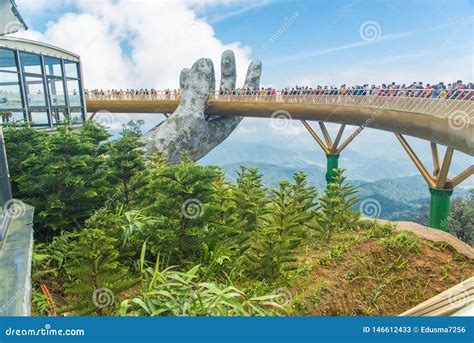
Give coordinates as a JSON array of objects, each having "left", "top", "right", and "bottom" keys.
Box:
[
  {"left": 325, "top": 154, "right": 340, "bottom": 184},
  {"left": 428, "top": 188, "right": 453, "bottom": 231}
]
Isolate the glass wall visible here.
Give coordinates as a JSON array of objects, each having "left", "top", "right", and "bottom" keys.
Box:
[{"left": 0, "top": 47, "right": 85, "bottom": 127}]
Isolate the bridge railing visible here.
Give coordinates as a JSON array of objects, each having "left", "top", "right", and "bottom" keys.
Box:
[{"left": 85, "top": 89, "right": 474, "bottom": 119}]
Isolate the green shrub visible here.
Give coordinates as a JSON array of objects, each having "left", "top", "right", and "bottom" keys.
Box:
[
  {"left": 61, "top": 229, "right": 139, "bottom": 315},
  {"left": 120, "top": 244, "right": 283, "bottom": 316},
  {"left": 362, "top": 221, "right": 394, "bottom": 239},
  {"left": 312, "top": 169, "right": 360, "bottom": 241},
  {"left": 381, "top": 231, "right": 420, "bottom": 253}
]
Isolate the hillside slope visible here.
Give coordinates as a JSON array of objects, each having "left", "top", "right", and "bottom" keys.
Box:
[{"left": 287, "top": 221, "right": 473, "bottom": 316}]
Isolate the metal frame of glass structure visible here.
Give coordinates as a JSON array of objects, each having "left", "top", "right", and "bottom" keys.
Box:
[{"left": 0, "top": 37, "right": 86, "bottom": 127}]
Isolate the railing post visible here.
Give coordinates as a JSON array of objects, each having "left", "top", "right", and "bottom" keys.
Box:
[{"left": 428, "top": 188, "right": 453, "bottom": 231}]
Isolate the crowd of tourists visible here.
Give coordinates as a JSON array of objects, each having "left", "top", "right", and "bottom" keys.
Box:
[{"left": 85, "top": 80, "right": 473, "bottom": 101}]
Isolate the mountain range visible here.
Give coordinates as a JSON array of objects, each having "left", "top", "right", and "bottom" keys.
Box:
[{"left": 200, "top": 142, "right": 470, "bottom": 223}]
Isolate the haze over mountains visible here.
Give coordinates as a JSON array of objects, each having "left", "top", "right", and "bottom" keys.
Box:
[
  {"left": 199, "top": 140, "right": 466, "bottom": 221},
  {"left": 105, "top": 114, "right": 472, "bottom": 223}
]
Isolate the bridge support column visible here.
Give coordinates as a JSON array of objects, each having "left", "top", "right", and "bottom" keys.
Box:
[
  {"left": 395, "top": 134, "right": 473, "bottom": 232},
  {"left": 429, "top": 188, "right": 453, "bottom": 231},
  {"left": 325, "top": 154, "right": 340, "bottom": 184},
  {"left": 301, "top": 120, "right": 363, "bottom": 185}
]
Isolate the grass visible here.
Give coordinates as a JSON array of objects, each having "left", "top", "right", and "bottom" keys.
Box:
[{"left": 287, "top": 221, "right": 474, "bottom": 316}]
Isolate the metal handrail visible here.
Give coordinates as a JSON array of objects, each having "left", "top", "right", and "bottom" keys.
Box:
[{"left": 84, "top": 88, "right": 474, "bottom": 119}]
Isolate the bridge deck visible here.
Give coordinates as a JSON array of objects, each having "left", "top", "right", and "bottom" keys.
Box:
[{"left": 86, "top": 94, "right": 473, "bottom": 156}]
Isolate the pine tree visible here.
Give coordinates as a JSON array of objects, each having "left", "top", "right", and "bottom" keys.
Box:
[
  {"left": 313, "top": 169, "right": 360, "bottom": 240},
  {"left": 80, "top": 120, "right": 111, "bottom": 145},
  {"left": 206, "top": 171, "right": 236, "bottom": 243},
  {"left": 249, "top": 181, "right": 303, "bottom": 279},
  {"left": 142, "top": 154, "right": 219, "bottom": 262},
  {"left": 232, "top": 167, "right": 270, "bottom": 252},
  {"left": 62, "top": 228, "right": 138, "bottom": 315},
  {"left": 14, "top": 124, "right": 111, "bottom": 238},
  {"left": 3, "top": 126, "right": 47, "bottom": 197},
  {"left": 290, "top": 171, "right": 318, "bottom": 233},
  {"left": 106, "top": 121, "right": 145, "bottom": 206}
]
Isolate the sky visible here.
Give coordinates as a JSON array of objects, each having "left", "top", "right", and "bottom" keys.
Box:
[{"left": 9, "top": 0, "right": 474, "bottom": 184}]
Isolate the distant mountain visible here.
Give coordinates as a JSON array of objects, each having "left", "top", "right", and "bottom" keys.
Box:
[
  {"left": 355, "top": 175, "right": 430, "bottom": 204},
  {"left": 200, "top": 142, "right": 322, "bottom": 170},
  {"left": 199, "top": 137, "right": 473, "bottom": 187},
  {"left": 200, "top": 141, "right": 470, "bottom": 183},
  {"left": 206, "top": 160, "right": 469, "bottom": 223},
  {"left": 218, "top": 161, "right": 327, "bottom": 189}
]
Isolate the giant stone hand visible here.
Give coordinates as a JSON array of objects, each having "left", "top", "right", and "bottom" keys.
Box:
[{"left": 143, "top": 50, "right": 262, "bottom": 163}]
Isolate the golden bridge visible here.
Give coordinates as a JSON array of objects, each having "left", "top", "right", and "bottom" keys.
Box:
[{"left": 86, "top": 90, "right": 474, "bottom": 232}]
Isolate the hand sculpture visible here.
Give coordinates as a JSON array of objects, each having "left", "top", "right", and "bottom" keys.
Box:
[{"left": 143, "top": 50, "right": 262, "bottom": 163}]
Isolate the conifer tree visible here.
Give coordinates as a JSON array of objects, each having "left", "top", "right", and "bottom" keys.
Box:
[
  {"left": 106, "top": 121, "right": 145, "bottom": 206},
  {"left": 142, "top": 154, "right": 218, "bottom": 262},
  {"left": 249, "top": 181, "right": 303, "bottom": 279},
  {"left": 313, "top": 169, "right": 360, "bottom": 240},
  {"left": 80, "top": 120, "right": 111, "bottom": 145},
  {"left": 62, "top": 228, "right": 138, "bottom": 315},
  {"left": 3, "top": 126, "right": 47, "bottom": 197},
  {"left": 206, "top": 171, "right": 236, "bottom": 242},
  {"left": 290, "top": 171, "right": 318, "bottom": 232},
  {"left": 232, "top": 167, "right": 270, "bottom": 252},
  {"left": 13, "top": 124, "right": 111, "bottom": 238}
]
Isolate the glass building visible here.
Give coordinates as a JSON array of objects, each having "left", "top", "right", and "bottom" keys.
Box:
[{"left": 0, "top": 36, "right": 86, "bottom": 127}]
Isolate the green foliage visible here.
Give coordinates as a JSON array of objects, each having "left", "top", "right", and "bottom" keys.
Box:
[
  {"left": 61, "top": 228, "right": 139, "bottom": 315},
  {"left": 6, "top": 123, "right": 111, "bottom": 238},
  {"left": 31, "top": 290, "right": 50, "bottom": 316},
  {"left": 232, "top": 167, "right": 270, "bottom": 252},
  {"left": 247, "top": 181, "right": 304, "bottom": 279},
  {"left": 10, "top": 123, "right": 430, "bottom": 317},
  {"left": 290, "top": 171, "right": 319, "bottom": 228},
  {"left": 142, "top": 154, "right": 219, "bottom": 262},
  {"left": 32, "top": 231, "right": 77, "bottom": 287},
  {"left": 319, "top": 242, "right": 350, "bottom": 266},
  {"left": 206, "top": 171, "right": 237, "bottom": 238},
  {"left": 381, "top": 231, "right": 420, "bottom": 253},
  {"left": 3, "top": 126, "right": 47, "bottom": 197},
  {"left": 361, "top": 221, "right": 394, "bottom": 239},
  {"left": 105, "top": 121, "right": 145, "bottom": 205},
  {"left": 448, "top": 190, "right": 473, "bottom": 246},
  {"left": 312, "top": 169, "right": 360, "bottom": 240},
  {"left": 120, "top": 245, "right": 283, "bottom": 316}
]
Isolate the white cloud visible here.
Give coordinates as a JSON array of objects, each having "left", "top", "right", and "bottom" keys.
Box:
[
  {"left": 16, "top": 0, "right": 74, "bottom": 12},
  {"left": 14, "top": 0, "right": 254, "bottom": 90}
]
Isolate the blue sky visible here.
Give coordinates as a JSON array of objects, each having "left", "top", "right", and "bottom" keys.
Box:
[
  {"left": 17, "top": 0, "right": 473, "bottom": 87},
  {"left": 12, "top": 0, "right": 474, "bottom": 184},
  {"left": 213, "top": 0, "right": 473, "bottom": 86}
]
